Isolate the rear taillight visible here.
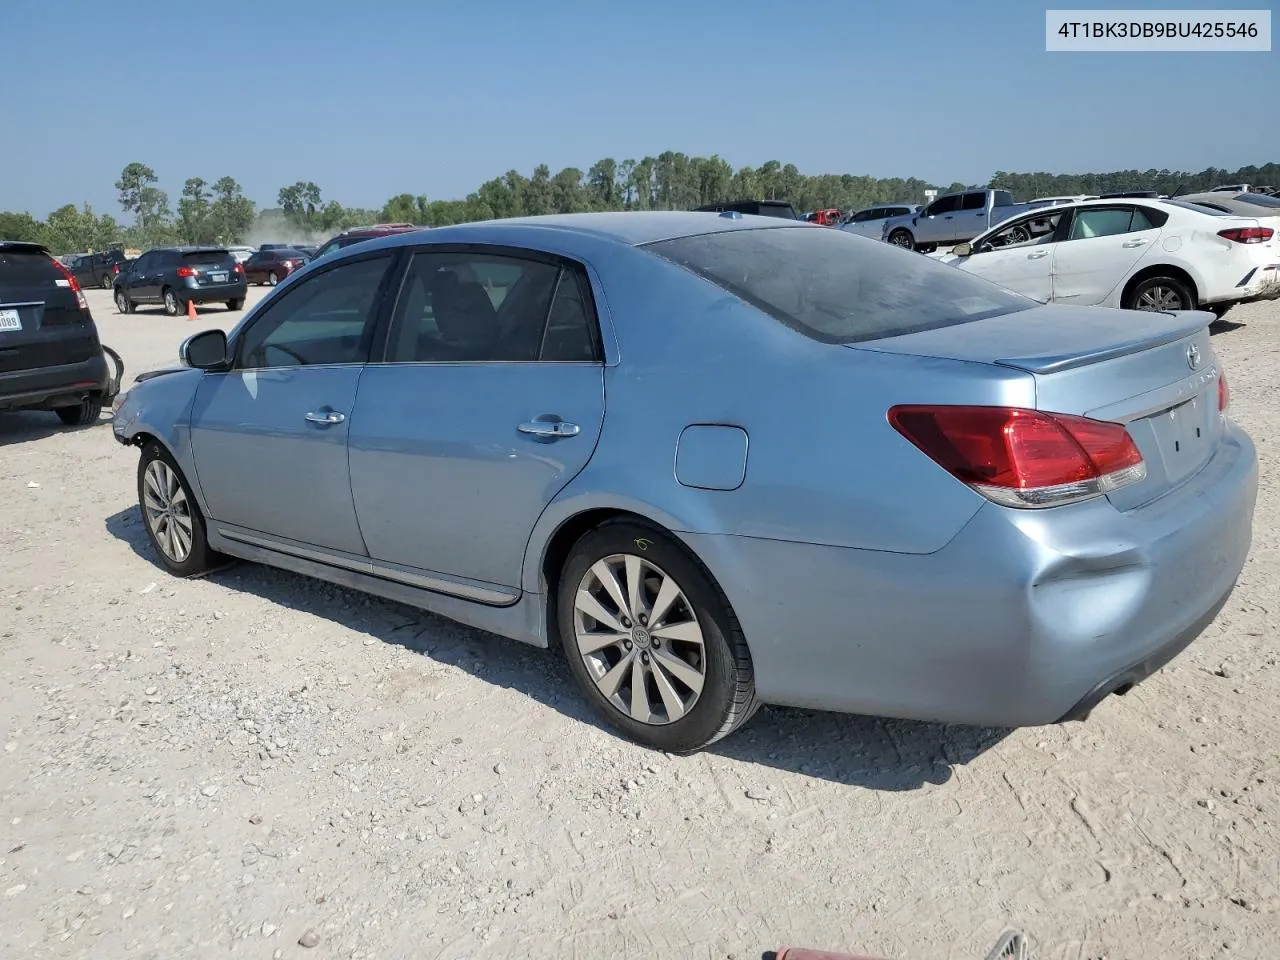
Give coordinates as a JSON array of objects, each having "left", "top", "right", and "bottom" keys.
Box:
[
  {"left": 112, "top": 263, "right": 121, "bottom": 274},
  {"left": 50, "top": 256, "right": 89, "bottom": 311},
  {"left": 1219, "top": 373, "right": 1230, "bottom": 412},
  {"left": 234, "top": 263, "right": 244, "bottom": 275},
  {"left": 176, "top": 265, "right": 197, "bottom": 278},
  {"left": 888, "top": 405, "right": 1146, "bottom": 509},
  {"left": 1218, "top": 227, "right": 1274, "bottom": 244}
]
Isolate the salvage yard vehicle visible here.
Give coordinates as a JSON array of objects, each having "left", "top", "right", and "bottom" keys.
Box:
[
  {"left": 1174, "top": 190, "right": 1280, "bottom": 231},
  {"left": 839, "top": 204, "right": 921, "bottom": 238},
  {"left": 880, "top": 189, "right": 1041, "bottom": 252},
  {"left": 113, "top": 246, "right": 248, "bottom": 315},
  {"left": 693, "top": 200, "right": 800, "bottom": 220},
  {"left": 943, "top": 197, "right": 1280, "bottom": 313},
  {"left": 242, "top": 247, "right": 311, "bottom": 286},
  {"left": 0, "top": 241, "right": 122, "bottom": 425},
  {"left": 313, "top": 223, "right": 421, "bottom": 260},
  {"left": 112, "top": 213, "right": 1258, "bottom": 752}
]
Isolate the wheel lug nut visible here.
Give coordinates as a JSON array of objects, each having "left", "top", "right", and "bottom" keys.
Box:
[
  {"left": 621, "top": 618, "right": 631, "bottom": 628},
  {"left": 624, "top": 641, "right": 632, "bottom": 650},
  {"left": 641, "top": 652, "right": 650, "bottom": 664},
  {"left": 638, "top": 614, "right": 647, "bottom": 625},
  {"left": 652, "top": 638, "right": 660, "bottom": 648}
]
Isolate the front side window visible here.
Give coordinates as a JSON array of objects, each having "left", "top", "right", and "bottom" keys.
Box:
[
  {"left": 384, "top": 250, "right": 599, "bottom": 363},
  {"left": 648, "top": 225, "right": 1031, "bottom": 344},
  {"left": 235, "top": 254, "right": 394, "bottom": 369},
  {"left": 925, "top": 195, "right": 962, "bottom": 216},
  {"left": 977, "top": 209, "right": 1067, "bottom": 252}
]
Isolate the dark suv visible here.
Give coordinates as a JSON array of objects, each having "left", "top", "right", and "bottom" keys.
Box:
[
  {"left": 70, "top": 248, "right": 131, "bottom": 290},
  {"left": 113, "top": 247, "right": 248, "bottom": 315},
  {"left": 313, "top": 223, "right": 421, "bottom": 259},
  {"left": 0, "top": 241, "right": 117, "bottom": 425}
]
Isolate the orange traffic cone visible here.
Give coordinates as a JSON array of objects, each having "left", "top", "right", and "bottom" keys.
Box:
[{"left": 186, "top": 299, "right": 197, "bottom": 321}]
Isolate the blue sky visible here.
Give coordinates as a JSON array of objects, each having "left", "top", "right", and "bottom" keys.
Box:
[{"left": 4, "top": 0, "right": 1277, "bottom": 218}]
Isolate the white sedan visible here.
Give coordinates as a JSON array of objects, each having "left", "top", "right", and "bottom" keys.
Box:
[{"left": 941, "top": 198, "right": 1280, "bottom": 314}]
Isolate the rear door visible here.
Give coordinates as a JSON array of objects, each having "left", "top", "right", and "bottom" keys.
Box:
[
  {"left": 1050, "top": 205, "right": 1164, "bottom": 305},
  {"left": 0, "top": 245, "right": 96, "bottom": 375},
  {"left": 347, "top": 246, "right": 607, "bottom": 594},
  {"left": 956, "top": 191, "right": 990, "bottom": 242}
]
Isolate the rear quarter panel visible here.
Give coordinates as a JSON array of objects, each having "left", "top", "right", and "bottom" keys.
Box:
[{"left": 522, "top": 241, "right": 1036, "bottom": 591}]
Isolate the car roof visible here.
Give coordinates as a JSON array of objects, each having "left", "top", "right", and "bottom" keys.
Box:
[
  {"left": 0, "top": 240, "right": 51, "bottom": 255},
  {"left": 353, "top": 211, "right": 812, "bottom": 253}
]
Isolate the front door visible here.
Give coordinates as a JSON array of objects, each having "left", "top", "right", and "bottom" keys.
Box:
[
  {"left": 127, "top": 252, "right": 161, "bottom": 303},
  {"left": 348, "top": 248, "right": 606, "bottom": 593},
  {"left": 961, "top": 209, "right": 1068, "bottom": 302},
  {"left": 188, "top": 251, "right": 398, "bottom": 556},
  {"left": 1049, "top": 205, "right": 1162, "bottom": 305}
]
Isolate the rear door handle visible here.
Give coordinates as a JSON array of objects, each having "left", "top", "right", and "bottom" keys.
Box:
[
  {"left": 518, "top": 419, "right": 579, "bottom": 439},
  {"left": 1122, "top": 239, "right": 1147, "bottom": 247},
  {"left": 305, "top": 410, "right": 345, "bottom": 425},
  {"left": 1027, "top": 251, "right": 1049, "bottom": 259}
]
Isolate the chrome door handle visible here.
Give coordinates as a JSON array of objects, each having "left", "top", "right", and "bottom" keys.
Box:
[
  {"left": 1027, "top": 251, "right": 1049, "bottom": 259},
  {"left": 518, "top": 419, "right": 579, "bottom": 439},
  {"left": 304, "top": 410, "right": 345, "bottom": 425},
  {"left": 1122, "top": 239, "right": 1147, "bottom": 247}
]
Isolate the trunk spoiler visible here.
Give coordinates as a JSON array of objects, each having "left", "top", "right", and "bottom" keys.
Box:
[{"left": 993, "top": 309, "right": 1214, "bottom": 375}]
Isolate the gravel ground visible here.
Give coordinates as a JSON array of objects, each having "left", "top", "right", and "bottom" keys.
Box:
[{"left": 1, "top": 287, "right": 1277, "bottom": 960}]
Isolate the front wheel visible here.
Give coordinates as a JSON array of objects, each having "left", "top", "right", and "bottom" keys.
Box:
[
  {"left": 137, "top": 442, "right": 221, "bottom": 577},
  {"left": 267, "top": 271, "right": 279, "bottom": 286},
  {"left": 887, "top": 229, "right": 915, "bottom": 250},
  {"left": 557, "top": 522, "right": 758, "bottom": 753},
  {"left": 162, "top": 288, "right": 181, "bottom": 316},
  {"left": 1124, "top": 275, "right": 1195, "bottom": 312},
  {"left": 114, "top": 288, "right": 134, "bottom": 314}
]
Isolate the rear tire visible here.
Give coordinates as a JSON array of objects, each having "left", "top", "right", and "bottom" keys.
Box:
[
  {"left": 162, "top": 288, "right": 180, "bottom": 316},
  {"left": 100, "top": 274, "right": 113, "bottom": 290},
  {"left": 267, "top": 271, "right": 279, "bottom": 286},
  {"left": 556, "top": 521, "right": 759, "bottom": 753},
  {"left": 226, "top": 299, "right": 244, "bottom": 311},
  {"left": 887, "top": 229, "right": 916, "bottom": 251},
  {"left": 1124, "top": 275, "right": 1195, "bottom": 312},
  {"left": 55, "top": 396, "right": 103, "bottom": 426},
  {"left": 114, "top": 288, "right": 134, "bottom": 314},
  {"left": 137, "top": 442, "right": 221, "bottom": 578}
]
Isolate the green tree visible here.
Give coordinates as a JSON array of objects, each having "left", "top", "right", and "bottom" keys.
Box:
[
  {"left": 43, "top": 204, "right": 100, "bottom": 254},
  {"left": 208, "top": 177, "right": 256, "bottom": 243},
  {"left": 277, "top": 181, "right": 322, "bottom": 228},
  {"left": 115, "top": 162, "right": 171, "bottom": 246},
  {"left": 177, "top": 177, "right": 212, "bottom": 244}
]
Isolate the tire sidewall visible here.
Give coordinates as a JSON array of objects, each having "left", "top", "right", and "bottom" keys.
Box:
[
  {"left": 1129, "top": 276, "right": 1194, "bottom": 311},
  {"left": 556, "top": 523, "right": 743, "bottom": 753},
  {"left": 889, "top": 230, "right": 914, "bottom": 250},
  {"left": 163, "top": 289, "right": 179, "bottom": 316},
  {"left": 137, "top": 442, "right": 211, "bottom": 577},
  {"left": 115, "top": 289, "right": 130, "bottom": 314}
]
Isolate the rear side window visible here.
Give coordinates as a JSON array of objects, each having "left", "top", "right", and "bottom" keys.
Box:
[
  {"left": 960, "top": 192, "right": 987, "bottom": 211},
  {"left": 0, "top": 249, "right": 63, "bottom": 289},
  {"left": 647, "top": 226, "right": 1032, "bottom": 344}
]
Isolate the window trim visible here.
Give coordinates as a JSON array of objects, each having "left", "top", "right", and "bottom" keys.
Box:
[
  {"left": 1061, "top": 204, "right": 1161, "bottom": 243},
  {"left": 229, "top": 248, "right": 402, "bottom": 372},
  {"left": 376, "top": 243, "right": 606, "bottom": 366}
]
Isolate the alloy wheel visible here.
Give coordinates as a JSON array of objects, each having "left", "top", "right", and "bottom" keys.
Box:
[
  {"left": 142, "top": 460, "right": 194, "bottom": 564},
  {"left": 1136, "top": 284, "right": 1185, "bottom": 312},
  {"left": 572, "top": 554, "right": 707, "bottom": 725}
]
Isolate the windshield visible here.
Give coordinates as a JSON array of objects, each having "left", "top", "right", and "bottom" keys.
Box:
[{"left": 646, "top": 225, "right": 1033, "bottom": 344}]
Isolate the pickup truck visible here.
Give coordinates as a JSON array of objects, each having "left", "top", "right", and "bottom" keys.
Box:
[
  {"left": 879, "top": 189, "right": 1039, "bottom": 252},
  {"left": 70, "top": 248, "right": 132, "bottom": 290}
]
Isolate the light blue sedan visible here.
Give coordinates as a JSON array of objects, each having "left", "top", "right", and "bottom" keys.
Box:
[{"left": 112, "top": 212, "right": 1258, "bottom": 752}]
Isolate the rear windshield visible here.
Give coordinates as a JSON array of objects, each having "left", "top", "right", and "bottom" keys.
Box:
[
  {"left": 1237, "top": 193, "right": 1280, "bottom": 208},
  {"left": 182, "top": 250, "right": 235, "bottom": 267},
  {"left": 0, "top": 249, "right": 63, "bottom": 289},
  {"left": 647, "top": 226, "right": 1032, "bottom": 344}
]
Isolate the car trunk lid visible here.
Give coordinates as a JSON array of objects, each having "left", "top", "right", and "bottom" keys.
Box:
[
  {"left": 182, "top": 250, "right": 237, "bottom": 286},
  {"left": 854, "top": 303, "right": 1222, "bottom": 510}
]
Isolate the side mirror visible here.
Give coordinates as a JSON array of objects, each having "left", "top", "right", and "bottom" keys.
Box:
[
  {"left": 180, "top": 329, "right": 229, "bottom": 370},
  {"left": 952, "top": 242, "right": 973, "bottom": 258}
]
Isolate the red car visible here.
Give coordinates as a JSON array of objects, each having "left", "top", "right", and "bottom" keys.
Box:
[
  {"left": 313, "top": 223, "right": 422, "bottom": 259},
  {"left": 242, "top": 248, "right": 310, "bottom": 286},
  {"left": 805, "top": 208, "right": 843, "bottom": 226}
]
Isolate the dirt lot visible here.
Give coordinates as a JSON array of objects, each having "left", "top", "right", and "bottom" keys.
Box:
[{"left": 1, "top": 287, "right": 1277, "bottom": 960}]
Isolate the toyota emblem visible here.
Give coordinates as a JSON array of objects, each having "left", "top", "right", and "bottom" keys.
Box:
[{"left": 1187, "top": 343, "right": 1201, "bottom": 370}]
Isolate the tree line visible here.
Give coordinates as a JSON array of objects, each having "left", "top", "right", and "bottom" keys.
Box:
[{"left": 2, "top": 156, "right": 1276, "bottom": 255}]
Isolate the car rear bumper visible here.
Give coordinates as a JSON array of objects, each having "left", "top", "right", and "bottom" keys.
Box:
[
  {"left": 684, "top": 420, "right": 1258, "bottom": 727},
  {"left": 0, "top": 353, "right": 110, "bottom": 411},
  {"left": 180, "top": 279, "right": 248, "bottom": 304}
]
